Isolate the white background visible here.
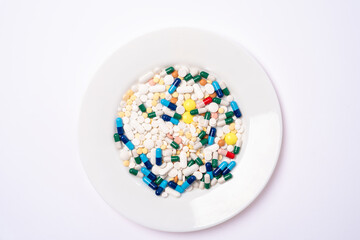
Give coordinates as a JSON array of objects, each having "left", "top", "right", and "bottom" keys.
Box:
[{"left": 1, "top": 0, "right": 359, "bottom": 239}]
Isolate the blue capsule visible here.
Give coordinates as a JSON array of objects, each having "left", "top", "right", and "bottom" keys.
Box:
[
  {"left": 205, "top": 162, "right": 214, "bottom": 179},
  {"left": 212, "top": 81, "right": 224, "bottom": 98},
  {"left": 140, "top": 153, "right": 153, "bottom": 170},
  {"left": 222, "top": 161, "right": 236, "bottom": 175},
  {"left": 116, "top": 118, "right": 124, "bottom": 135},
  {"left": 161, "top": 114, "right": 179, "bottom": 125},
  {"left": 208, "top": 127, "right": 216, "bottom": 145},
  {"left": 180, "top": 175, "right": 196, "bottom": 190},
  {"left": 160, "top": 99, "right": 177, "bottom": 111},
  {"left": 155, "top": 180, "right": 168, "bottom": 196},
  {"left": 120, "top": 135, "right": 134, "bottom": 150},
  {"left": 141, "top": 167, "right": 157, "bottom": 181},
  {"left": 230, "top": 101, "right": 242, "bottom": 118},
  {"left": 213, "top": 161, "right": 228, "bottom": 176},
  {"left": 155, "top": 148, "right": 162, "bottom": 166},
  {"left": 168, "top": 78, "right": 181, "bottom": 94},
  {"left": 142, "top": 176, "right": 158, "bottom": 190},
  {"left": 168, "top": 181, "right": 184, "bottom": 193}
]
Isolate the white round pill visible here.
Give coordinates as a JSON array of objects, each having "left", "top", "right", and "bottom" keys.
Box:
[
  {"left": 199, "top": 165, "right": 206, "bottom": 173},
  {"left": 164, "top": 75, "right": 174, "bottom": 85},
  {"left": 204, "top": 84, "right": 215, "bottom": 94},
  {"left": 137, "top": 116, "right": 145, "bottom": 123},
  {"left": 205, "top": 152, "right": 212, "bottom": 161},
  {"left": 119, "top": 149, "right": 131, "bottom": 161},
  {"left": 132, "top": 138, "right": 140, "bottom": 146},
  {"left": 194, "top": 171, "right": 203, "bottom": 180},
  {"left": 176, "top": 106, "right": 185, "bottom": 115},
  {"left": 209, "top": 118, "right": 217, "bottom": 127},
  {"left": 122, "top": 117, "right": 130, "bottom": 124},
  {"left": 208, "top": 102, "right": 219, "bottom": 112},
  {"left": 222, "top": 125, "right": 230, "bottom": 134},
  {"left": 227, "top": 145, "right": 234, "bottom": 152},
  {"left": 226, "top": 95, "right": 234, "bottom": 102}
]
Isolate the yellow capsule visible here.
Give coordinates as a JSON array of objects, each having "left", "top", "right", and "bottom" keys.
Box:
[
  {"left": 136, "top": 148, "right": 143, "bottom": 155},
  {"left": 218, "top": 108, "right": 224, "bottom": 114},
  {"left": 172, "top": 92, "right": 179, "bottom": 98},
  {"left": 142, "top": 148, "right": 148, "bottom": 154},
  {"left": 184, "top": 93, "right": 191, "bottom": 100},
  {"left": 225, "top": 132, "right": 238, "bottom": 145},
  {"left": 160, "top": 93, "right": 166, "bottom": 99},
  {"left": 179, "top": 130, "right": 184, "bottom": 136},
  {"left": 229, "top": 123, "right": 235, "bottom": 131},
  {"left": 183, "top": 99, "right": 196, "bottom": 111},
  {"left": 146, "top": 107, "right": 152, "bottom": 113},
  {"left": 151, "top": 100, "right": 157, "bottom": 106},
  {"left": 126, "top": 105, "right": 132, "bottom": 111},
  {"left": 177, "top": 180, "right": 183, "bottom": 185},
  {"left": 153, "top": 77, "right": 160, "bottom": 83},
  {"left": 159, "top": 79, "right": 164, "bottom": 85},
  {"left": 161, "top": 144, "right": 167, "bottom": 150},
  {"left": 182, "top": 112, "right": 193, "bottom": 124},
  {"left": 125, "top": 111, "right": 131, "bottom": 117},
  {"left": 142, "top": 113, "right": 148, "bottom": 118},
  {"left": 118, "top": 112, "right": 125, "bottom": 117},
  {"left": 123, "top": 160, "right": 130, "bottom": 167}
]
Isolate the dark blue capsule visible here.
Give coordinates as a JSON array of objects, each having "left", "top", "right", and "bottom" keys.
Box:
[
  {"left": 143, "top": 176, "right": 158, "bottom": 190},
  {"left": 222, "top": 161, "right": 236, "bottom": 175},
  {"left": 168, "top": 181, "right": 184, "bottom": 193},
  {"left": 213, "top": 161, "right": 228, "bottom": 176},
  {"left": 155, "top": 180, "right": 168, "bottom": 196}
]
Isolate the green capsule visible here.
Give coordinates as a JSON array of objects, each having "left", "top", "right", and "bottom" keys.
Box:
[
  {"left": 200, "top": 71, "right": 209, "bottom": 79},
  {"left": 148, "top": 112, "right": 156, "bottom": 118},
  {"left": 155, "top": 176, "right": 163, "bottom": 185},
  {"left": 165, "top": 66, "right": 174, "bottom": 74},
  {"left": 171, "top": 112, "right": 181, "bottom": 120},
  {"left": 129, "top": 168, "right": 138, "bottom": 176},
  {"left": 212, "top": 159, "right": 218, "bottom": 168},
  {"left": 222, "top": 87, "right": 230, "bottom": 96},
  {"left": 198, "top": 130, "right": 206, "bottom": 139},
  {"left": 195, "top": 157, "right": 203, "bottom": 166},
  {"left": 225, "top": 111, "right": 234, "bottom": 118},
  {"left": 113, "top": 133, "right": 120, "bottom": 142},
  {"left": 205, "top": 183, "right": 210, "bottom": 189},
  {"left": 204, "top": 112, "right": 211, "bottom": 120},
  {"left": 225, "top": 117, "right": 234, "bottom": 125},
  {"left": 139, "top": 104, "right": 146, "bottom": 112},
  {"left": 233, "top": 146, "right": 240, "bottom": 154},
  {"left": 224, "top": 173, "right": 233, "bottom": 181},
  {"left": 171, "top": 156, "right": 180, "bottom": 162},
  {"left": 187, "top": 159, "right": 195, "bottom": 167},
  {"left": 193, "top": 75, "right": 202, "bottom": 83},
  {"left": 190, "top": 109, "right": 199, "bottom": 115},
  {"left": 200, "top": 138, "right": 208, "bottom": 146},
  {"left": 171, "top": 141, "right": 179, "bottom": 149},
  {"left": 215, "top": 174, "right": 222, "bottom": 180},
  {"left": 184, "top": 73, "right": 193, "bottom": 81},
  {"left": 134, "top": 156, "right": 141, "bottom": 164},
  {"left": 212, "top": 97, "right": 221, "bottom": 104}
]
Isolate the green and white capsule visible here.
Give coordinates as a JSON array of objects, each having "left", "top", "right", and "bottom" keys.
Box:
[
  {"left": 218, "top": 173, "right": 233, "bottom": 184},
  {"left": 165, "top": 137, "right": 180, "bottom": 149},
  {"left": 217, "top": 117, "right": 234, "bottom": 127},
  {"left": 194, "top": 138, "right": 208, "bottom": 150},
  {"left": 190, "top": 153, "right": 204, "bottom": 166},
  {"left": 233, "top": 139, "right": 242, "bottom": 154},
  {"left": 200, "top": 71, "right": 216, "bottom": 81},
  {"left": 212, "top": 97, "right": 230, "bottom": 106},
  {"left": 132, "top": 151, "right": 142, "bottom": 164},
  {"left": 113, "top": 133, "right": 121, "bottom": 149},
  {"left": 219, "top": 111, "right": 234, "bottom": 120},
  {"left": 190, "top": 108, "right": 207, "bottom": 115},
  {"left": 204, "top": 174, "right": 211, "bottom": 189},
  {"left": 160, "top": 66, "right": 175, "bottom": 77},
  {"left": 219, "top": 81, "right": 230, "bottom": 96},
  {"left": 199, "top": 177, "right": 205, "bottom": 189},
  {"left": 129, "top": 168, "right": 144, "bottom": 178}
]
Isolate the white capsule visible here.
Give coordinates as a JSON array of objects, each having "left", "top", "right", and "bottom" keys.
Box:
[
  {"left": 159, "top": 162, "right": 174, "bottom": 175},
  {"left": 218, "top": 176, "right": 226, "bottom": 184},
  {"left": 199, "top": 181, "right": 205, "bottom": 189},
  {"left": 165, "top": 187, "right": 181, "bottom": 197},
  {"left": 217, "top": 120, "right": 226, "bottom": 127},
  {"left": 194, "top": 142, "right": 203, "bottom": 150},
  {"left": 213, "top": 152, "right": 218, "bottom": 159},
  {"left": 183, "top": 164, "right": 199, "bottom": 176},
  {"left": 149, "top": 85, "right": 166, "bottom": 92},
  {"left": 139, "top": 71, "right": 154, "bottom": 83},
  {"left": 152, "top": 165, "right": 160, "bottom": 175},
  {"left": 186, "top": 79, "right": 195, "bottom": 86},
  {"left": 211, "top": 178, "right": 218, "bottom": 186},
  {"left": 177, "top": 86, "right": 193, "bottom": 93},
  {"left": 163, "top": 149, "right": 172, "bottom": 157},
  {"left": 115, "top": 141, "right": 121, "bottom": 149},
  {"left": 204, "top": 174, "right": 210, "bottom": 184},
  {"left": 193, "top": 84, "right": 204, "bottom": 99}
]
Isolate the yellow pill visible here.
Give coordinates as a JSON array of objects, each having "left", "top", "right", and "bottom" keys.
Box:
[
  {"left": 196, "top": 128, "right": 201, "bottom": 134},
  {"left": 179, "top": 130, "right": 184, "bottom": 136},
  {"left": 127, "top": 99, "right": 133, "bottom": 105},
  {"left": 218, "top": 108, "right": 224, "bottom": 114},
  {"left": 176, "top": 150, "right": 181, "bottom": 155},
  {"left": 161, "top": 144, "right": 167, "bottom": 150},
  {"left": 123, "top": 160, "right": 130, "bottom": 167},
  {"left": 126, "top": 89, "right": 134, "bottom": 96},
  {"left": 142, "top": 148, "right": 148, "bottom": 154},
  {"left": 225, "top": 132, "right": 238, "bottom": 145},
  {"left": 186, "top": 152, "right": 190, "bottom": 157},
  {"left": 160, "top": 93, "right": 166, "bottom": 99},
  {"left": 191, "top": 137, "right": 197, "bottom": 142},
  {"left": 204, "top": 94, "right": 209, "bottom": 98},
  {"left": 219, "top": 155, "right": 223, "bottom": 160},
  {"left": 123, "top": 94, "right": 130, "bottom": 101},
  {"left": 135, "top": 133, "right": 140, "bottom": 139},
  {"left": 183, "top": 99, "right": 196, "bottom": 111},
  {"left": 152, "top": 100, "right": 157, "bottom": 106},
  {"left": 146, "top": 107, "right": 152, "bottom": 113},
  {"left": 188, "top": 145, "right": 193, "bottom": 150},
  {"left": 177, "top": 180, "right": 183, "bottom": 185},
  {"left": 207, "top": 80, "right": 212, "bottom": 84},
  {"left": 126, "top": 105, "right": 132, "bottom": 111},
  {"left": 185, "top": 132, "right": 192, "bottom": 139},
  {"left": 142, "top": 113, "right": 148, "bottom": 118},
  {"left": 184, "top": 93, "right": 191, "bottom": 100},
  {"left": 153, "top": 77, "right": 160, "bottom": 83},
  {"left": 153, "top": 94, "right": 160, "bottom": 101},
  {"left": 159, "top": 79, "right": 164, "bottom": 85},
  {"left": 169, "top": 178, "right": 174, "bottom": 181},
  {"left": 182, "top": 112, "right": 193, "bottom": 124},
  {"left": 130, "top": 95, "right": 136, "bottom": 101},
  {"left": 118, "top": 112, "right": 125, "bottom": 117},
  {"left": 166, "top": 85, "right": 170, "bottom": 90},
  {"left": 229, "top": 123, "right": 235, "bottom": 131},
  {"left": 125, "top": 111, "right": 131, "bottom": 117},
  {"left": 173, "top": 92, "right": 179, "bottom": 98},
  {"left": 136, "top": 148, "right": 143, "bottom": 155},
  {"left": 203, "top": 127, "right": 207, "bottom": 131}
]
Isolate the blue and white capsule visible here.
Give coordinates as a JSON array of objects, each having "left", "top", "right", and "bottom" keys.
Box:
[
  {"left": 155, "top": 148, "right": 162, "bottom": 166},
  {"left": 180, "top": 175, "right": 196, "bottom": 191},
  {"left": 222, "top": 161, "right": 236, "bottom": 175},
  {"left": 208, "top": 127, "right": 216, "bottom": 145},
  {"left": 205, "top": 162, "right": 214, "bottom": 179},
  {"left": 155, "top": 180, "right": 168, "bottom": 196},
  {"left": 161, "top": 114, "right": 179, "bottom": 125},
  {"left": 141, "top": 167, "right": 157, "bottom": 181},
  {"left": 142, "top": 176, "right": 157, "bottom": 190},
  {"left": 160, "top": 99, "right": 177, "bottom": 111},
  {"left": 116, "top": 118, "right": 124, "bottom": 135},
  {"left": 168, "top": 181, "right": 184, "bottom": 193},
  {"left": 168, "top": 78, "right": 181, "bottom": 94},
  {"left": 140, "top": 153, "right": 153, "bottom": 170},
  {"left": 230, "top": 101, "right": 242, "bottom": 118},
  {"left": 212, "top": 81, "right": 224, "bottom": 98},
  {"left": 120, "top": 135, "right": 134, "bottom": 150},
  {"left": 213, "top": 161, "right": 228, "bottom": 176}
]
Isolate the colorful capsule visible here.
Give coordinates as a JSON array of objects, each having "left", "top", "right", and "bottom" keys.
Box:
[
  {"left": 165, "top": 66, "right": 175, "bottom": 74},
  {"left": 155, "top": 176, "right": 163, "bottom": 185},
  {"left": 120, "top": 135, "right": 134, "bottom": 150},
  {"left": 222, "top": 161, "right": 236, "bottom": 175},
  {"left": 184, "top": 73, "right": 193, "bottom": 81},
  {"left": 190, "top": 108, "right": 207, "bottom": 115},
  {"left": 155, "top": 148, "right": 162, "bottom": 166},
  {"left": 204, "top": 174, "right": 211, "bottom": 189},
  {"left": 148, "top": 112, "right": 156, "bottom": 118},
  {"left": 219, "top": 82, "right": 230, "bottom": 96},
  {"left": 194, "top": 138, "right": 208, "bottom": 150},
  {"left": 191, "top": 153, "right": 204, "bottom": 166},
  {"left": 140, "top": 153, "right": 153, "bottom": 169},
  {"left": 217, "top": 117, "right": 234, "bottom": 126},
  {"left": 198, "top": 130, "right": 206, "bottom": 140},
  {"left": 113, "top": 133, "right": 121, "bottom": 149},
  {"left": 196, "top": 97, "right": 212, "bottom": 108},
  {"left": 212, "top": 97, "right": 230, "bottom": 106},
  {"left": 129, "top": 168, "right": 143, "bottom": 177},
  {"left": 193, "top": 75, "right": 202, "bottom": 83},
  {"left": 141, "top": 167, "right": 157, "bottom": 181},
  {"left": 234, "top": 139, "right": 242, "bottom": 154},
  {"left": 213, "top": 161, "right": 228, "bottom": 176},
  {"left": 187, "top": 159, "right": 195, "bottom": 167},
  {"left": 205, "top": 162, "right": 214, "bottom": 179},
  {"left": 168, "top": 78, "right": 181, "bottom": 94},
  {"left": 116, "top": 118, "right": 124, "bottom": 135},
  {"left": 212, "top": 158, "right": 218, "bottom": 168},
  {"left": 218, "top": 173, "right": 233, "bottom": 184},
  {"left": 165, "top": 137, "right": 180, "bottom": 149},
  {"left": 171, "top": 156, "right": 180, "bottom": 162},
  {"left": 219, "top": 111, "right": 234, "bottom": 120},
  {"left": 160, "top": 99, "right": 177, "bottom": 111},
  {"left": 155, "top": 180, "right": 168, "bottom": 196},
  {"left": 142, "top": 176, "right": 157, "bottom": 190},
  {"left": 168, "top": 181, "right": 184, "bottom": 193},
  {"left": 138, "top": 103, "right": 146, "bottom": 112},
  {"left": 212, "top": 81, "right": 224, "bottom": 98},
  {"left": 181, "top": 175, "right": 196, "bottom": 191},
  {"left": 208, "top": 127, "right": 216, "bottom": 145},
  {"left": 163, "top": 109, "right": 182, "bottom": 120},
  {"left": 161, "top": 114, "right": 179, "bottom": 125},
  {"left": 134, "top": 154, "right": 142, "bottom": 164},
  {"left": 230, "top": 101, "right": 242, "bottom": 118},
  {"left": 200, "top": 71, "right": 209, "bottom": 79},
  {"left": 218, "top": 149, "right": 235, "bottom": 159}
]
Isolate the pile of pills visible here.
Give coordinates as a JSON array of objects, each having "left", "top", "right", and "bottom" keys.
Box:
[{"left": 114, "top": 65, "right": 244, "bottom": 198}]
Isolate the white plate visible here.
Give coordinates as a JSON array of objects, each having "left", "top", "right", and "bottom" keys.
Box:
[{"left": 78, "top": 28, "right": 282, "bottom": 232}]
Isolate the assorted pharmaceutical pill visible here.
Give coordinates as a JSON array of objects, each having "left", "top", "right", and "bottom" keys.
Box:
[{"left": 114, "top": 65, "right": 244, "bottom": 197}]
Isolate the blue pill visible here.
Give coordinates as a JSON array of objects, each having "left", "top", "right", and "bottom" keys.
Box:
[
  {"left": 212, "top": 81, "right": 224, "bottom": 98},
  {"left": 168, "top": 181, "right": 184, "bottom": 193},
  {"left": 208, "top": 127, "right": 216, "bottom": 145},
  {"left": 120, "top": 135, "right": 134, "bottom": 150},
  {"left": 141, "top": 167, "right": 157, "bottom": 181},
  {"left": 155, "top": 148, "right": 162, "bottom": 166},
  {"left": 143, "top": 176, "right": 157, "bottom": 190},
  {"left": 140, "top": 153, "right": 153, "bottom": 170},
  {"left": 116, "top": 118, "right": 124, "bottom": 135},
  {"left": 160, "top": 99, "right": 177, "bottom": 111},
  {"left": 222, "top": 161, "right": 236, "bottom": 175},
  {"left": 230, "top": 101, "right": 242, "bottom": 118},
  {"left": 155, "top": 180, "right": 168, "bottom": 196},
  {"left": 213, "top": 161, "right": 228, "bottom": 176},
  {"left": 168, "top": 78, "right": 181, "bottom": 94},
  {"left": 181, "top": 175, "right": 196, "bottom": 190}
]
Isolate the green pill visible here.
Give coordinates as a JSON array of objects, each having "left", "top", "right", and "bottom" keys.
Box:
[
  {"left": 148, "top": 112, "right": 156, "bottom": 118},
  {"left": 200, "top": 71, "right": 209, "bottom": 79},
  {"left": 233, "top": 146, "right": 240, "bottom": 154},
  {"left": 212, "top": 159, "right": 218, "bottom": 168},
  {"left": 129, "top": 168, "right": 138, "bottom": 176},
  {"left": 165, "top": 66, "right": 174, "bottom": 74},
  {"left": 225, "top": 111, "right": 234, "bottom": 118},
  {"left": 155, "top": 176, "right": 163, "bottom": 185},
  {"left": 171, "top": 141, "right": 179, "bottom": 149},
  {"left": 198, "top": 130, "right": 206, "bottom": 139},
  {"left": 225, "top": 117, "right": 234, "bottom": 124},
  {"left": 224, "top": 173, "right": 233, "bottom": 181},
  {"left": 200, "top": 138, "right": 208, "bottom": 146},
  {"left": 139, "top": 104, "right": 146, "bottom": 112},
  {"left": 195, "top": 157, "right": 203, "bottom": 166},
  {"left": 184, "top": 73, "right": 193, "bottom": 81},
  {"left": 190, "top": 109, "right": 199, "bottom": 115},
  {"left": 134, "top": 156, "right": 141, "bottom": 164},
  {"left": 204, "top": 112, "right": 211, "bottom": 120},
  {"left": 171, "top": 156, "right": 180, "bottom": 162},
  {"left": 113, "top": 133, "right": 120, "bottom": 142},
  {"left": 187, "top": 160, "right": 195, "bottom": 167},
  {"left": 173, "top": 112, "right": 182, "bottom": 120},
  {"left": 193, "top": 75, "right": 202, "bottom": 83}
]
